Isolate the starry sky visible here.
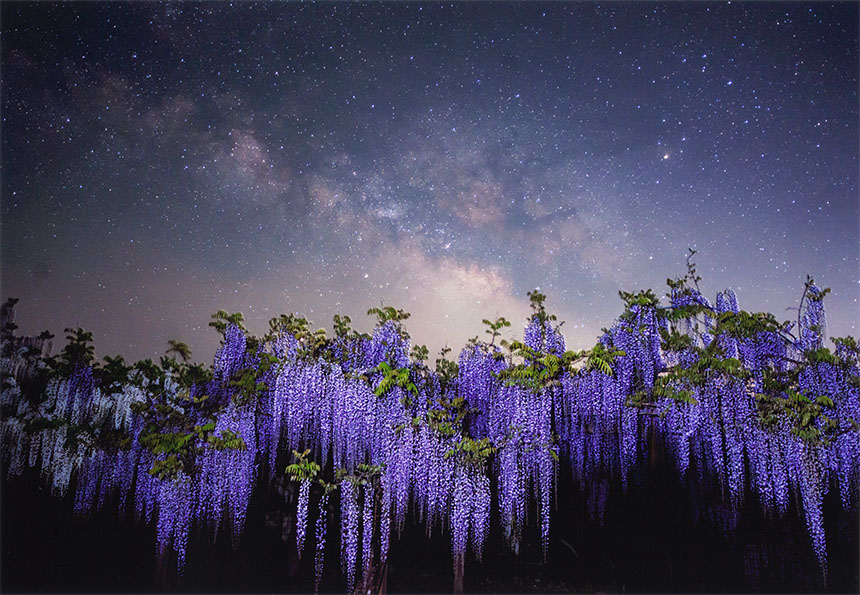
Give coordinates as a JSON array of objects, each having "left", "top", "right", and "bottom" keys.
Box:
[{"left": 1, "top": 2, "right": 858, "bottom": 364}]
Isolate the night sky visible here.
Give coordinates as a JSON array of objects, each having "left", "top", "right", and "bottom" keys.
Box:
[{"left": 1, "top": 2, "right": 857, "bottom": 364}]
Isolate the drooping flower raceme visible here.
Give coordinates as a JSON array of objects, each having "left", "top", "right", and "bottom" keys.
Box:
[
  {"left": 297, "top": 478, "right": 311, "bottom": 557},
  {"left": 1, "top": 279, "right": 857, "bottom": 587}
]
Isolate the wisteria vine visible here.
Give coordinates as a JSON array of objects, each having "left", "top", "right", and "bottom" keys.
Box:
[{"left": 1, "top": 265, "right": 858, "bottom": 591}]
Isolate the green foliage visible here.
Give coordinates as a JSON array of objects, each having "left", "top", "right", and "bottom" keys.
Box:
[
  {"left": 411, "top": 344, "right": 429, "bottom": 364},
  {"left": 229, "top": 354, "right": 279, "bottom": 406},
  {"left": 136, "top": 403, "right": 247, "bottom": 479},
  {"left": 805, "top": 347, "right": 838, "bottom": 366},
  {"left": 372, "top": 361, "right": 418, "bottom": 402},
  {"left": 130, "top": 358, "right": 165, "bottom": 387},
  {"left": 149, "top": 455, "right": 184, "bottom": 480},
  {"left": 497, "top": 337, "right": 619, "bottom": 393},
  {"left": 662, "top": 343, "right": 749, "bottom": 394},
  {"left": 140, "top": 429, "right": 194, "bottom": 456},
  {"left": 527, "top": 290, "right": 554, "bottom": 321},
  {"left": 207, "top": 429, "right": 247, "bottom": 451},
  {"left": 584, "top": 343, "right": 624, "bottom": 376},
  {"left": 176, "top": 362, "right": 214, "bottom": 391},
  {"left": 353, "top": 462, "right": 384, "bottom": 485},
  {"left": 335, "top": 463, "right": 384, "bottom": 489},
  {"left": 98, "top": 354, "right": 132, "bottom": 393},
  {"left": 166, "top": 339, "right": 192, "bottom": 362},
  {"left": 332, "top": 314, "right": 353, "bottom": 338},
  {"left": 55, "top": 327, "right": 96, "bottom": 373},
  {"left": 627, "top": 378, "right": 697, "bottom": 411},
  {"left": 658, "top": 327, "right": 695, "bottom": 353},
  {"left": 618, "top": 289, "right": 660, "bottom": 310},
  {"left": 268, "top": 312, "right": 308, "bottom": 338},
  {"left": 483, "top": 317, "right": 511, "bottom": 345},
  {"left": 125, "top": 353, "right": 242, "bottom": 480},
  {"left": 286, "top": 449, "right": 321, "bottom": 481},
  {"left": 209, "top": 310, "right": 246, "bottom": 337},
  {"left": 662, "top": 250, "right": 719, "bottom": 327},
  {"left": 526, "top": 290, "right": 559, "bottom": 337},
  {"left": 445, "top": 436, "right": 496, "bottom": 469},
  {"left": 660, "top": 302, "right": 716, "bottom": 324},
  {"left": 230, "top": 368, "right": 268, "bottom": 405},
  {"left": 755, "top": 388, "right": 846, "bottom": 445},
  {"left": 651, "top": 379, "right": 697, "bottom": 405},
  {"left": 307, "top": 328, "right": 328, "bottom": 353},
  {"left": 265, "top": 313, "right": 330, "bottom": 356},
  {"left": 424, "top": 394, "right": 471, "bottom": 437},
  {"left": 714, "top": 310, "right": 784, "bottom": 340},
  {"left": 367, "top": 304, "right": 411, "bottom": 326},
  {"left": 832, "top": 336, "right": 859, "bottom": 356},
  {"left": 666, "top": 248, "right": 703, "bottom": 292},
  {"left": 804, "top": 275, "right": 831, "bottom": 303},
  {"left": 435, "top": 346, "right": 459, "bottom": 390}
]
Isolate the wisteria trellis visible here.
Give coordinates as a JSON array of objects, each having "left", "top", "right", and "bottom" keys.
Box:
[{"left": 1, "top": 274, "right": 858, "bottom": 591}]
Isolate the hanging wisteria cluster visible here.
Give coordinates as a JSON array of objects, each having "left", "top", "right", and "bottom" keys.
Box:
[{"left": 1, "top": 270, "right": 858, "bottom": 591}]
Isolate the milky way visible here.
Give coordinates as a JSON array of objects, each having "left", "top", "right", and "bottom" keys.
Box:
[{"left": 1, "top": 2, "right": 857, "bottom": 362}]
